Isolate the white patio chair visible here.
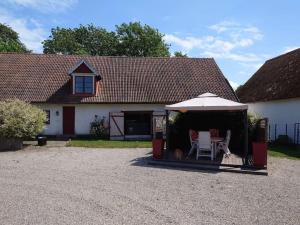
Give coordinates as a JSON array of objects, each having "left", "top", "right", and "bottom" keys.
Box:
[
  {"left": 187, "top": 130, "right": 198, "bottom": 158},
  {"left": 197, "top": 131, "right": 214, "bottom": 160},
  {"left": 217, "top": 130, "right": 231, "bottom": 157}
]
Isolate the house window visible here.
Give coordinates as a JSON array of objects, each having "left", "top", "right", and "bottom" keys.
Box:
[
  {"left": 75, "top": 76, "right": 93, "bottom": 94},
  {"left": 44, "top": 110, "right": 50, "bottom": 124}
]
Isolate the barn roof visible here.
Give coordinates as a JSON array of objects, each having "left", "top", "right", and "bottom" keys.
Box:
[{"left": 237, "top": 48, "right": 300, "bottom": 103}]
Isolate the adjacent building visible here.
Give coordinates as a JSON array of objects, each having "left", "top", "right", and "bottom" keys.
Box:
[{"left": 237, "top": 48, "right": 300, "bottom": 143}]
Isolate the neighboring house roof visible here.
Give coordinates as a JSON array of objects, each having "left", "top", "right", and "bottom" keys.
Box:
[
  {"left": 0, "top": 53, "right": 237, "bottom": 104},
  {"left": 237, "top": 48, "right": 300, "bottom": 103}
]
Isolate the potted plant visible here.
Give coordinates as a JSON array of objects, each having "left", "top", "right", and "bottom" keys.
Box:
[
  {"left": 248, "top": 114, "right": 267, "bottom": 168},
  {"left": 0, "top": 99, "right": 46, "bottom": 150}
]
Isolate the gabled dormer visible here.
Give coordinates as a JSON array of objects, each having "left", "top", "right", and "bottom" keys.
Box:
[{"left": 68, "top": 59, "right": 101, "bottom": 96}]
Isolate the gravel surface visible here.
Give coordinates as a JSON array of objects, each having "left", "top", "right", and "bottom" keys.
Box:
[{"left": 0, "top": 147, "right": 299, "bottom": 225}]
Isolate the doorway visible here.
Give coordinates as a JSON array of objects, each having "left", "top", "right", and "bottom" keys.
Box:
[{"left": 63, "top": 106, "right": 75, "bottom": 135}]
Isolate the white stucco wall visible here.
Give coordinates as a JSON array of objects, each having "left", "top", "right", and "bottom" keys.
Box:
[
  {"left": 35, "top": 103, "right": 165, "bottom": 136},
  {"left": 247, "top": 98, "right": 300, "bottom": 141},
  {"left": 35, "top": 104, "right": 63, "bottom": 135}
]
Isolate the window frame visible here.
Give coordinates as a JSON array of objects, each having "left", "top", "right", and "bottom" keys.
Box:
[{"left": 73, "top": 74, "right": 94, "bottom": 95}]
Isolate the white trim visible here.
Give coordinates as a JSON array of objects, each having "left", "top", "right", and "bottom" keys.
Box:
[
  {"left": 68, "top": 59, "right": 99, "bottom": 75},
  {"left": 72, "top": 74, "right": 95, "bottom": 94}
]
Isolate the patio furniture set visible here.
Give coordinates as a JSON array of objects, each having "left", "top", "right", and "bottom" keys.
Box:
[{"left": 187, "top": 129, "right": 231, "bottom": 161}]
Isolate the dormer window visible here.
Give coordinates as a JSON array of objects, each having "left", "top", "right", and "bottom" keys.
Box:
[
  {"left": 68, "top": 59, "right": 101, "bottom": 96},
  {"left": 75, "top": 76, "right": 93, "bottom": 94}
]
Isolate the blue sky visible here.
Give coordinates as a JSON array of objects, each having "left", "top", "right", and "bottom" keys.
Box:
[{"left": 0, "top": 0, "right": 299, "bottom": 88}]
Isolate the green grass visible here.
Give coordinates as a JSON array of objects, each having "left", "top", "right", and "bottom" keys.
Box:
[
  {"left": 67, "top": 139, "right": 152, "bottom": 148},
  {"left": 268, "top": 145, "right": 300, "bottom": 160}
]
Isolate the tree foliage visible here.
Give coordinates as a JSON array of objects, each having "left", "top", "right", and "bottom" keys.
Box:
[
  {"left": 0, "top": 23, "right": 28, "bottom": 53},
  {"left": 0, "top": 99, "right": 46, "bottom": 139},
  {"left": 43, "top": 25, "right": 118, "bottom": 55},
  {"left": 115, "top": 22, "right": 170, "bottom": 57},
  {"left": 173, "top": 51, "right": 187, "bottom": 57},
  {"left": 43, "top": 22, "right": 170, "bottom": 57}
]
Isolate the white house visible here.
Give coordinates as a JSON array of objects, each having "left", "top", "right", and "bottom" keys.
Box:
[
  {"left": 237, "top": 48, "right": 300, "bottom": 143},
  {"left": 0, "top": 53, "right": 237, "bottom": 140}
]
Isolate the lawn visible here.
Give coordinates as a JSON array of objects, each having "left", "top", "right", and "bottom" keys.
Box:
[
  {"left": 67, "top": 139, "right": 152, "bottom": 148},
  {"left": 268, "top": 145, "right": 300, "bottom": 160}
]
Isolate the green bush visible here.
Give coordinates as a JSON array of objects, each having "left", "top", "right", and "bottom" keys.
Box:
[
  {"left": 90, "top": 116, "right": 109, "bottom": 139},
  {"left": 0, "top": 99, "right": 46, "bottom": 139}
]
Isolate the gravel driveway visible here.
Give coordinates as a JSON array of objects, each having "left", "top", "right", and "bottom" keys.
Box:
[{"left": 0, "top": 147, "right": 299, "bottom": 225}]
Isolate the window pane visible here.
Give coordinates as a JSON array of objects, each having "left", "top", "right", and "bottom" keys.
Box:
[
  {"left": 75, "top": 76, "right": 93, "bottom": 94},
  {"left": 85, "top": 77, "right": 93, "bottom": 84},
  {"left": 75, "top": 76, "right": 84, "bottom": 84},
  {"left": 85, "top": 82, "right": 93, "bottom": 89},
  {"left": 76, "top": 86, "right": 84, "bottom": 93},
  {"left": 85, "top": 87, "right": 93, "bottom": 93},
  {"left": 84, "top": 77, "right": 93, "bottom": 93},
  {"left": 75, "top": 76, "right": 84, "bottom": 93}
]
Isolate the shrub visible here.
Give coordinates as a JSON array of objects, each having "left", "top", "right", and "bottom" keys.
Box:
[
  {"left": 275, "top": 135, "right": 293, "bottom": 145},
  {"left": 0, "top": 99, "right": 46, "bottom": 139},
  {"left": 90, "top": 116, "right": 109, "bottom": 139}
]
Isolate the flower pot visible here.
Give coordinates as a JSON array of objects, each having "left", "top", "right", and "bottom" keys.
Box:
[
  {"left": 252, "top": 142, "right": 267, "bottom": 168},
  {"left": 0, "top": 138, "right": 23, "bottom": 151},
  {"left": 152, "top": 139, "right": 164, "bottom": 160}
]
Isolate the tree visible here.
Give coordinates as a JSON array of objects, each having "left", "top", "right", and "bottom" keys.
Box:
[
  {"left": 0, "top": 23, "right": 28, "bottom": 53},
  {"left": 0, "top": 99, "right": 46, "bottom": 139},
  {"left": 115, "top": 22, "right": 170, "bottom": 57},
  {"left": 43, "top": 25, "right": 118, "bottom": 55},
  {"left": 173, "top": 51, "right": 187, "bottom": 57},
  {"left": 43, "top": 22, "right": 170, "bottom": 57}
]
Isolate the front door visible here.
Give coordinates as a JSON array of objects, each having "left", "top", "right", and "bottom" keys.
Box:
[{"left": 63, "top": 106, "right": 75, "bottom": 135}]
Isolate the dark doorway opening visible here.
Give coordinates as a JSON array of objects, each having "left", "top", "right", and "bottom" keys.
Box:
[
  {"left": 124, "top": 112, "right": 151, "bottom": 136},
  {"left": 63, "top": 106, "right": 75, "bottom": 135}
]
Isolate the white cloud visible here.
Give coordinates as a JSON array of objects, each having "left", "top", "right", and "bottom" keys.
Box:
[
  {"left": 229, "top": 80, "right": 239, "bottom": 90},
  {"left": 210, "top": 21, "right": 264, "bottom": 41},
  {"left": 2, "top": 0, "right": 77, "bottom": 13},
  {"left": 203, "top": 51, "right": 261, "bottom": 62},
  {"left": 164, "top": 20, "right": 264, "bottom": 63},
  {"left": 209, "top": 21, "right": 238, "bottom": 33},
  {"left": 0, "top": 8, "right": 47, "bottom": 52}
]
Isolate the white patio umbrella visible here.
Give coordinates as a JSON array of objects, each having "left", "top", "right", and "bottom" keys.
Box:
[{"left": 165, "top": 93, "right": 248, "bottom": 112}]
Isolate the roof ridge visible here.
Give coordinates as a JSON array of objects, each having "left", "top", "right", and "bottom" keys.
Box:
[{"left": 266, "top": 48, "right": 300, "bottom": 62}]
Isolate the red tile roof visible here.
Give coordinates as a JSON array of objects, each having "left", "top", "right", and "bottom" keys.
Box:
[
  {"left": 0, "top": 53, "right": 237, "bottom": 104},
  {"left": 237, "top": 48, "right": 300, "bottom": 103}
]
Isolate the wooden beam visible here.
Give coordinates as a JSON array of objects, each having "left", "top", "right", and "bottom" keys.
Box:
[{"left": 244, "top": 110, "right": 248, "bottom": 157}]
